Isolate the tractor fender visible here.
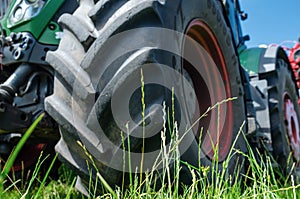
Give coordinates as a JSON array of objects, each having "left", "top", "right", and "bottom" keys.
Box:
[{"left": 240, "top": 45, "right": 293, "bottom": 76}]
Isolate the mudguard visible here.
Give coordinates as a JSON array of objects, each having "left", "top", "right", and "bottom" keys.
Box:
[{"left": 240, "top": 45, "right": 292, "bottom": 76}]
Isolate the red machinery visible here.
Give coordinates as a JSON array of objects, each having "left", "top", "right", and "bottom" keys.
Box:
[{"left": 283, "top": 40, "right": 300, "bottom": 89}]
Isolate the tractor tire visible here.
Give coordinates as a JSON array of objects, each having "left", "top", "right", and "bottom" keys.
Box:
[
  {"left": 45, "top": 0, "right": 247, "bottom": 194},
  {"left": 261, "top": 59, "right": 300, "bottom": 180}
]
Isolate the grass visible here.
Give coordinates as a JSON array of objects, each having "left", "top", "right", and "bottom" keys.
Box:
[
  {"left": 1, "top": 164, "right": 82, "bottom": 199},
  {"left": 2, "top": 162, "right": 300, "bottom": 199},
  {"left": 0, "top": 93, "right": 300, "bottom": 198},
  {"left": 1, "top": 115, "right": 300, "bottom": 198}
]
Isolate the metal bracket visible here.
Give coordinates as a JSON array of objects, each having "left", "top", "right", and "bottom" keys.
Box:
[{"left": 250, "top": 78, "right": 273, "bottom": 152}]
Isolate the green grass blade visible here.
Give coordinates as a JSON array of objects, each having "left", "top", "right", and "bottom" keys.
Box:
[
  {"left": 66, "top": 176, "right": 77, "bottom": 199},
  {"left": 22, "top": 151, "right": 45, "bottom": 199},
  {"left": 34, "top": 153, "right": 58, "bottom": 199},
  {"left": 0, "top": 113, "right": 45, "bottom": 183},
  {"left": 97, "top": 172, "right": 117, "bottom": 198}
]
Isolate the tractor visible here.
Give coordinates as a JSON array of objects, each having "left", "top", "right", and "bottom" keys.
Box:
[{"left": 0, "top": 0, "right": 300, "bottom": 195}]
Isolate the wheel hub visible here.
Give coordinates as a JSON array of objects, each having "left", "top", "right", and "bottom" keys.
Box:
[{"left": 284, "top": 94, "right": 300, "bottom": 161}]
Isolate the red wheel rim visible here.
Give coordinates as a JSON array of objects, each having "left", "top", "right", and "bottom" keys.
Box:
[
  {"left": 183, "top": 19, "right": 234, "bottom": 162},
  {"left": 284, "top": 93, "right": 300, "bottom": 161}
]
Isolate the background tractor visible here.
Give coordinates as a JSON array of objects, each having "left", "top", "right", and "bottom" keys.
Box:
[{"left": 0, "top": 0, "right": 300, "bottom": 195}]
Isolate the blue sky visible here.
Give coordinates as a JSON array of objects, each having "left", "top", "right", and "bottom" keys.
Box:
[{"left": 240, "top": 0, "right": 299, "bottom": 47}]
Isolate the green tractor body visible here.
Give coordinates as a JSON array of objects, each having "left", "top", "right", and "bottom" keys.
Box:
[{"left": 1, "top": 0, "right": 64, "bottom": 45}]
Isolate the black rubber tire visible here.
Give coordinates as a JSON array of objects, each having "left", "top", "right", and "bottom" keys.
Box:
[
  {"left": 45, "top": 0, "right": 247, "bottom": 194},
  {"left": 261, "top": 59, "right": 300, "bottom": 180}
]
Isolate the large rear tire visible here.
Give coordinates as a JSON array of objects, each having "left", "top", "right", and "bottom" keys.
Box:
[{"left": 45, "top": 0, "right": 247, "bottom": 194}]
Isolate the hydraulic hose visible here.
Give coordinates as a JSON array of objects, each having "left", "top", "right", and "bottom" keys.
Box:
[{"left": 0, "top": 63, "right": 32, "bottom": 103}]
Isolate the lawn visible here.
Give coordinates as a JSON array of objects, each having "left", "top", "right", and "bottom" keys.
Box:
[{"left": 1, "top": 112, "right": 300, "bottom": 198}]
